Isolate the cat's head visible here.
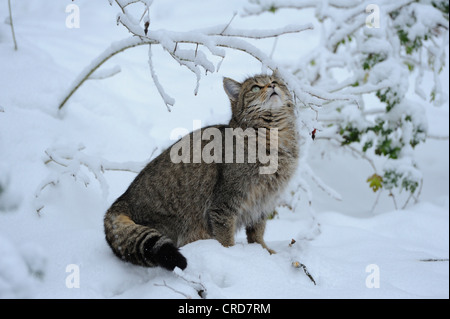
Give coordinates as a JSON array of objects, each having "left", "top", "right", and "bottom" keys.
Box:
[{"left": 223, "top": 72, "right": 293, "bottom": 117}]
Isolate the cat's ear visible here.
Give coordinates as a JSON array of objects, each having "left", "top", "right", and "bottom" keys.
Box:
[
  {"left": 223, "top": 77, "right": 242, "bottom": 102},
  {"left": 272, "top": 68, "right": 281, "bottom": 79}
]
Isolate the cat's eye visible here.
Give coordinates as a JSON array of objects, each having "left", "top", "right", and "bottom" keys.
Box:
[{"left": 251, "top": 85, "right": 261, "bottom": 93}]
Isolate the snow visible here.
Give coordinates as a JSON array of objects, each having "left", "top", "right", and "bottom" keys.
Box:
[{"left": 0, "top": 0, "right": 448, "bottom": 299}]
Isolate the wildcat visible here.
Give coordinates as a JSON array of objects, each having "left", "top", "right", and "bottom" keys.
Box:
[{"left": 104, "top": 72, "right": 299, "bottom": 270}]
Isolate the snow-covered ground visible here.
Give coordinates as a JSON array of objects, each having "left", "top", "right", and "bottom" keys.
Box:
[{"left": 0, "top": 0, "right": 448, "bottom": 299}]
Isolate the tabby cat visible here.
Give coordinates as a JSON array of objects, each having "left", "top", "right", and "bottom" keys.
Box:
[{"left": 104, "top": 72, "right": 299, "bottom": 270}]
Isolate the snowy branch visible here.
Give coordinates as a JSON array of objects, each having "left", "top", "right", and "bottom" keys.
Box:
[
  {"left": 148, "top": 45, "right": 174, "bottom": 111},
  {"left": 88, "top": 65, "right": 121, "bottom": 80},
  {"left": 58, "top": 0, "right": 316, "bottom": 112},
  {"left": 35, "top": 145, "right": 154, "bottom": 213},
  {"left": 58, "top": 37, "right": 155, "bottom": 111}
]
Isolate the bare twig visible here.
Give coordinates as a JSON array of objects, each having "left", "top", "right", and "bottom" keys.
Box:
[
  {"left": 44, "top": 150, "right": 68, "bottom": 167},
  {"left": 389, "top": 191, "right": 398, "bottom": 210},
  {"left": 220, "top": 12, "right": 237, "bottom": 35},
  {"left": 316, "top": 136, "right": 378, "bottom": 173},
  {"left": 402, "top": 191, "right": 415, "bottom": 210},
  {"left": 36, "top": 181, "right": 58, "bottom": 198},
  {"left": 269, "top": 37, "right": 279, "bottom": 59},
  {"left": 413, "top": 178, "right": 424, "bottom": 205},
  {"left": 8, "top": 0, "right": 18, "bottom": 51},
  {"left": 370, "top": 189, "right": 382, "bottom": 214},
  {"left": 36, "top": 206, "right": 44, "bottom": 217},
  {"left": 419, "top": 258, "right": 449, "bottom": 262},
  {"left": 427, "top": 134, "right": 449, "bottom": 140}
]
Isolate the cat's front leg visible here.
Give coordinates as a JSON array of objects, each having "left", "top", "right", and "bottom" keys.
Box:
[
  {"left": 207, "top": 209, "right": 237, "bottom": 247},
  {"left": 246, "top": 219, "right": 276, "bottom": 254}
]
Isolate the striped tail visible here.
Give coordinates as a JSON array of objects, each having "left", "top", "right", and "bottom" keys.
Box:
[{"left": 104, "top": 201, "right": 187, "bottom": 270}]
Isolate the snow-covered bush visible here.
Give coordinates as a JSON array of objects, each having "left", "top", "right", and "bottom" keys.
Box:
[{"left": 244, "top": 0, "right": 449, "bottom": 207}]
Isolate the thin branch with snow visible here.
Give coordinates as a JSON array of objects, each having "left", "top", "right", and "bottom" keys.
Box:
[
  {"left": 88, "top": 65, "right": 121, "bottom": 80},
  {"left": 148, "top": 45, "right": 174, "bottom": 111}
]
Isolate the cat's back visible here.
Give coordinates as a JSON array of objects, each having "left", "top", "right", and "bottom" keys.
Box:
[{"left": 119, "top": 125, "right": 226, "bottom": 218}]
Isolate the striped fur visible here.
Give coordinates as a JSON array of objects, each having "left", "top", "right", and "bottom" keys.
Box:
[
  {"left": 104, "top": 73, "right": 299, "bottom": 270},
  {"left": 104, "top": 202, "right": 186, "bottom": 270}
]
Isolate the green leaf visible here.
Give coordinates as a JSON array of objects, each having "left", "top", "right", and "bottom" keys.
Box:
[
  {"left": 430, "top": 90, "right": 436, "bottom": 102},
  {"left": 363, "top": 140, "right": 373, "bottom": 152},
  {"left": 367, "top": 174, "right": 383, "bottom": 192},
  {"left": 404, "top": 61, "right": 415, "bottom": 72},
  {"left": 340, "top": 125, "right": 361, "bottom": 145},
  {"left": 269, "top": 5, "right": 278, "bottom": 13}
]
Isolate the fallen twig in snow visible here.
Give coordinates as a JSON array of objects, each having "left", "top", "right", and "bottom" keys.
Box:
[
  {"left": 289, "top": 239, "right": 317, "bottom": 285},
  {"left": 173, "top": 267, "right": 207, "bottom": 299},
  {"left": 292, "top": 261, "right": 317, "bottom": 286},
  {"left": 154, "top": 267, "right": 207, "bottom": 299},
  {"left": 154, "top": 280, "right": 192, "bottom": 299}
]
